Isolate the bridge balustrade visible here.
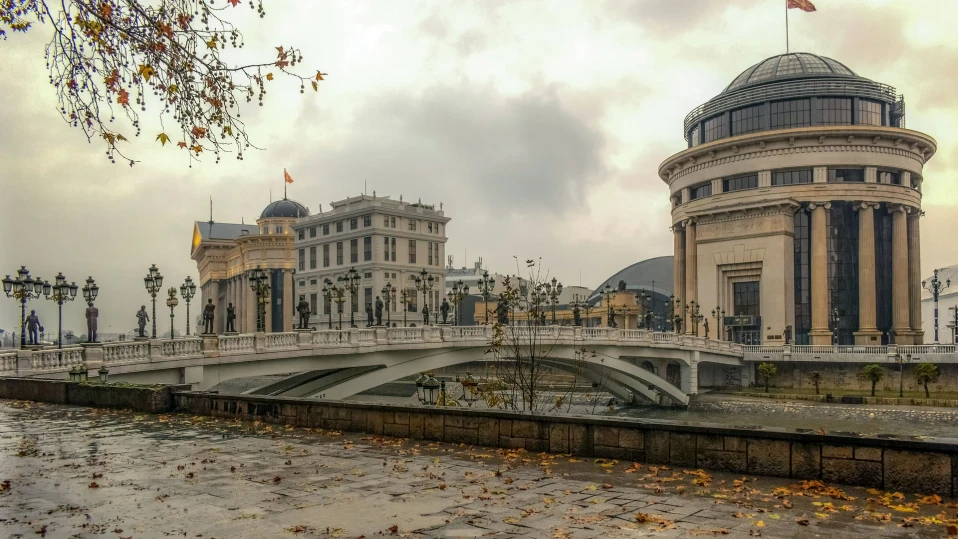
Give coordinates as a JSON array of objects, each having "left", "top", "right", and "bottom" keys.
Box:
[
  {"left": 0, "top": 351, "right": 17, "bottom": 375},
  {"left": 31, "top": 347, "right": 83, "bottom": 371},
  {"left": 264, "top": 332, "right": 298, "bottom": 351},
  {"left": 219, "top": 334, "right": 256, "bottom": 355},
  {"left": 312, "top": 330, "right": 348, "bottom": 346},
  {"left": 103, "top": 341, "right": 151, "bottom": 365},
  {"left": 161, "top": 338, "right": 203, "bottom": 359},
  {"left": 386, "top": 327, "right": 425, "bottom": 343},
  {"left": 743, "top": 344, "right": 958, "bottom": 363}
]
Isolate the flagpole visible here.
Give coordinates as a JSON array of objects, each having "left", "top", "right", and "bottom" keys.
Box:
[
  {"left": 785, "top": 0, "right": 789, "bottom": 53},
  {"left": 284, "top": 169, "right": 287, "bottom": 199}
]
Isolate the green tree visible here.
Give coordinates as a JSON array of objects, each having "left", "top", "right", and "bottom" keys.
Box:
[
  {"left": 1, "top": 0, "right": 325, "bottom": 165},
  {"left": 915, "top": 363, "right": 939, "bottom": 399},
  {"left": 757, "top": 362, "right": 777, "bottom": 393},
  {"left": 808, "top": 370, "right": 822, "bottom": 395},
  {"left": 858, "top": 364, "right": 885, "bottom": 397}
]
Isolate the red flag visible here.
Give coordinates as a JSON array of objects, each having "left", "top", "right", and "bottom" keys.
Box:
[
  {"left": 787, "top": 0, "right": 816, "bottom": 12},
  {"left": 284, "top": 169, "right": 294, "bottom": 184}
]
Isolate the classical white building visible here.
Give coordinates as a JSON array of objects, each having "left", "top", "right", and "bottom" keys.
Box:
[
  {"left": 920, "top": 264, "right": 958, "bottom": 344},
  {"left": 291, "top": 195, "right": 450, "bottom": 328}
]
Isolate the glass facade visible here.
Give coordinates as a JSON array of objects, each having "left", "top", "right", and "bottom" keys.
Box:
[
  {"left": 733, "top": 282, "right": 761, "bottom": 316},
  {"left": 827, "top": 202, "right": 859, "bottom": 345},
  {"left": 875, "top": 206, "right": 893, "bottom": 343},
  {"left": 793, "top": 208, "right": 811, "bottom": 345},
  {"left": 703, "top": 114, "right": 726, "bottom": 143},
  {"left": 772, "top": 169, "right": 812, "bottom": 186},
  {"left": 689, "top": 126, "right": 700, "bottom": 147},
  {"left": 770, "top": 99, "right": 811, "bottom": 130},
  {"left": 827, "top": 168, "right": 865, "bottom": 183},
  {"left": 723, "top": 174, "right": 758, "bottom": 192},
  {"left": 690, "top": 183, "right": 712, "bottom": 200},
  {"left": 859, "top": 100, "right": 882, "bottom": 126},
  {"left": 731, "top": 105, "right": 763, "bottom": 136},
  {"left": 817, "top": 97, "right": 852, "bottom": 126}
]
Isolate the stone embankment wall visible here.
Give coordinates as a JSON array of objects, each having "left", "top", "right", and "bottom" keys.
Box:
[
  {"left": 753, "top": 362, "right": 958, "bottom": 393},
  {"left": 175, "top": 391, "right": 958, "bottom": 495},
  {"left": 0, "top": 377, "right": 186, "bottom": 413}
]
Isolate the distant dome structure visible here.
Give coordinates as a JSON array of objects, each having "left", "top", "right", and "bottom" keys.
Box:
[
  {"left": 723, "top": 53, "right": 858, "bottom": 92},
  {"left": 588, "top": 256, "right": 673, "bottom": 304},
  {"left": 260, "top": 198, "right": 309, "bottom": 219}
]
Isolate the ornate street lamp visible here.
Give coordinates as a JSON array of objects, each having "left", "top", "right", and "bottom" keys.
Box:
[
  {"left": 143, "top": 264, "right": 163, "bottom": 338},
  {"left": 399, "top": 288, "right": 411, "bottom": 327},
  {"left": 3, "top": 266, "right": 45, "bottom": 347},
  {"left": 422, "top": 374, "right": 440, "bottom": 405},
  {"left": 415, "top": 373, "right": 427, "bottom": 403},
  {"left": 332, "top": 281, "right": 346, "bottom": 330},
  {"left": 179, "top": 277, "right": 197, "bottom": 336},
  {"left": 44, "top": 273, "right": 78, "bottom": 363},
  {"left": 414, "top": 269, "right": 435, "bottom": 326},
  {"left": 667, "top": 294, "right": 676, "bottom": 333},
  {"left": 461, "top": 372, "right": 479, "bottom": 407},
  {"left": 321, "top": 278, "right": 335, "bottom": 330},
  {"left": 381, "top": 282, "right": 395, "bottom": 327},
  {"left": 340, "top": 267, "right": 361, "bottom": 328},
  {"left": 166, "top": 287, "right": 179, "bottom": 338},
  {"left": 544, "top": 277, "right": 563, "bottom": 325},
  {"left": 247, "top": 266, "right": 271, "bottom": 332},
  {"left": 82, "top": 276, "right": 100, "bottom": 343},
  {"left": 447, "top": 280, "right": 469, "bottom": 326},
  {"left": 602, "top": 284, "right": 617, "bottom": 328},
  {"left": 711, "top": 306, "right": 726, "bottom": 341},
  {"left": 98, "top": 365, "right": 110, "bottom": 383},
  {"left": 923, "top": 269, "right": 951, "bottom": 344},
  {"left": 685, "top": 301, "right": 703, "bottom": 336},
  {"left": 477, "top": 271, "right": 496, "bottom": 325}
]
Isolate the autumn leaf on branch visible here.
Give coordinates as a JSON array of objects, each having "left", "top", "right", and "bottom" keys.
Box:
[{"left": 0, "top": 0, "right": 328, "bottom": 166}]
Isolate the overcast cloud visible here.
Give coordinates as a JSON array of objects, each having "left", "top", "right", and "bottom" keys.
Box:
[{"left": 2, "top": 0, "right": 958, "bottom": 336}]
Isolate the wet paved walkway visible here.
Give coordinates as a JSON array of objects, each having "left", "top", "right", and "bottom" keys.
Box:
[{"left": 1, "top": 401, "right": 957, "bottom": 538}]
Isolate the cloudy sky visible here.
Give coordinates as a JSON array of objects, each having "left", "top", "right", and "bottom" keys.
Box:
[{"left": 3, "top": 0, "right": 958, "bottom": 336}]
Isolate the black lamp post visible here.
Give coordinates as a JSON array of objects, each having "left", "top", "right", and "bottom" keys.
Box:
[
  {"left": 399, "top": 288, "right": 410, "bottom": 327},
  {"left": 711, "top": 305, "right": 726, "bottom": 340},
  {"left": 447, "top": 280, "right": 469, "bottom": 326},
  {"left": 166, "top": 287, "right": 179, "bottom": 338},
  {"left": 602, "top": 284, "right": 616, "bottom": 328},
  {"left": 477, "top": 271, "right": 496, "bottom": 325},
  {"left": 321, "top": 278, "right": 334, "bottom": 330},
  {"left": 44, "top": 273, "right": 78, "bottom": 362},
  {"left": 340, "top": 267, "right": 361, "bottom": 328},
  {"left": 179, "top": 277, "right": 197, "bottom": 336},
  {"left": 143, "top": 264, "right": 163, "bottom": 339},
  {"left": 544, "top": 277, "right": 563, "bottom": 325},
  {"left": 923, "top": 269, "right": 951, "bottom": 344},
  {"left": 414, "top": 269, "right": 435, "bottom": 326},
  {"left": 381, "top": 282, "right": 395, "bottom": 327},
  {"left": 3, "top": 266, "right": 45, "bottom": 347},
  {"left": 81, "top": 276, "right": 99, "bottom": 342},
  {"left": 247, "top": 266, "right": 271, "bottom": 332}
]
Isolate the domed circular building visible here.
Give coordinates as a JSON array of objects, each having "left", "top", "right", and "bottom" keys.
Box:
[{"left": 658, "top": 52, "right": 936, "bottom": 345}]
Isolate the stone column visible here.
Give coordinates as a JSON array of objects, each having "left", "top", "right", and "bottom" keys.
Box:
[
  {"left": 684, "top": 220, "right": 697, "bottom": 334},
  {"left": 908, "top": 211, "right": 923, "bottom": 343},
  {"left": 892, "top": 206, "right": 911, "bottom": 344},
  {"left": 808, "top": 203, "right": 832, "bottom": 344},
  {"left": 673, "top": 223, "right": 685, "bottom": 332},
  {"left": 854, "top": 203, "right": 881, "bottom": 344}
]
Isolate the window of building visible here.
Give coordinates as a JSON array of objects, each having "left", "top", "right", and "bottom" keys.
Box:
[
  {"left": 336, "top": 221, "right": 343, "bottom": 233},
  {"left": 688, "top": 125, "right": 701, "bottom": 147},
  {"left": 364, "top": 272, "right": 372, "bottom": 278},
  {"left": 299, "top": 280, "right": 306, "bottom": 287},
  {"left": 383, "top": 216, "right": 389, "bottom": 227},
  {"left": 407, "top": 288, "right": 418, "bottom": 312},
  {"left": 298, "top": 230, "right": 305, "bottom": 240},
  {"left": 827, "top": 168, "right": 864, "bottom": 183},
  {"left": 391, "top": 238, "right": 396, "bottom": 262},
  {"left": 772, "top": 168, "right": 813, "bottom": 186},
  {"left": 363, "top": 215, "right": 371, "bottom": 227},
  {"left": 428, "top": 242, "right": 433, "bottom": 266},
  {"left": 275, "top": 226, "right": 283, "bottom": 234},
  {"left": 323, "top": 224, "right": 329, "bottom": 235},
  {"left": 828, "top": 202, "right": 860, "bottom": 345},
  {"left": 310, "top": 279, "right": 317, "bottom": 285},
  {"left": 384, "top": 237, "right": 390, "bottom": 261},
  {"left": 309, "top": 227, "right": 316, "bottom": 238},
  {"left": 347, "top": 217, "right": 356, "bottom": 230},
  {"left": 364, "top": 236, "right": 372, "bottom": 261},
  {"left": 672, "top": 195, "right": 682, "bottom": 207},
  {"left": 309, "top": 246, "right": 317, "bottom": 269},
  {"left": 817, "top": 97, "right": 852, "bottom": 126},
  {"left": 723, "top": 174, "right": 758, "bottom": 193},
  {"left": 350, "top": 238, "right": 358, "bottom": 263},
  {"left": 875, "top": 206, "right": 893, "bottom": 343},
  {"left": 703, "top": 114, "right": 726, "bottom": 143},
  {"left": 793, "top": 208, "right": 811, "bottom": 344},
  {"left": 336, "top": 242, "right": 343, "bottom": 265},
  {"left": 323, "top": 244, "right": 330, "bottom": 267},
  {"left": 733, "top": 281, "right": 760, "bottom": 317},
  {"left": 324, "top": 294, "right": 331, "bottom": 315},
  {"left": 390, "top": 216, "right": 396, "bottom": 228},
  {"left": 408, "top": 220, "right": 417, "bottom": 231},
  {"left": 689, "top": 183, "right": 712, "bottom": 200},
  {"left": 858, "top": 99, "right": 882, "bottom": 126},
  {"left": 298, "top": 249, "right": 305, "bottom": 271},
  {"left": 770, "top": 99, "right": 810, "bottom": 129},
  {"left": 731, "top": 105, "right": 762, "bottom": 136},
  {"left": 428, "top": 222, "right": 433, "bottom": 233},
  {"left": 877, "top": 170, "right": 901, "bottom": 185},
  {"left": 310, "top": 293, "right": 318, "bottom": 315},
  {"left": 409, "top": 240, "right": 417, "bottom": 264},
  {"left": 364, "top": 287, "right": 372, "bottom": 313}
]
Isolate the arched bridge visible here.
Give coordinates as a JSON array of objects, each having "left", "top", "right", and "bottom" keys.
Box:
[{"left": 0, "top": 327, "right": 745, "bottom": 406}]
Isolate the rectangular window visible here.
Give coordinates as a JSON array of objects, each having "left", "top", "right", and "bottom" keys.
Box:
[
  {"left": 428, "top": 242, "right": 433, "bottom": 266},
  {"left": 827, "top": 168, "right": 865, "bottom": 183},
  {"left": 689, "top": 183, "right": 712, "bottom": 200},
  {"left": 731, "top": 105, "right": 762, "bottom": 136},
  {"left": 408, "top": 288, "right": 418, "bottom": 312},
  {"left": 324, "top": 294, "right": 331, "bottom": 315},
  {"left": 733, "top": 281, "right": 761, "bottom": 317},
  {"left": 817, "top": 97, "right": 852, "bottom": 126},
  {"left": 350, "top": 238, "right": 358, "bottom": 263},
  {"left": 672, "top": 195, "right": 682, "bottom": 207},
  {"left": 309, "top": 246, "right": 317, "bottom": 269},
  {"left": 408, "top": 220, "right": 417, "bottom": 231},
  {"left": 336, "top": 221, "right": 343, "bottom": 233},
  {"left": 390, "top": 216, "right": 396, "bottom": 228},
  {"left": 384, "top": 237, "right": 390, "bottom": 261},
  {"left": 336, "top": 242, "right": 343, "bottom": 265},
  {"left": 364, "top": 287, "right": 372, "bottom": 315},
  {"left": 298, "top": 249, "right": 305, "bottom": 271},
  {"left": 391, "top": 238, "right": 396, "bottom": 262},
  {"left": 384, "top": 216, "right": 389, "bottom": 227},
  {"left": 299, "top": 280, "right": 306, "bottom": 287},
  {"left": 323, "top": 244, "right": 330, "bottom": 267},
  {"left": 409, "top": 240, "right": 417, "bottom": 264},
  {"left": 297, "top": 230, "right": 305, "bottom": 240},
  {"left": 350, "top": 217, "right": 358, "bottom": 230},
  {"left": 364, "top": 236, "right": 372, "bottom": 261},
  {"left": 858, "top": 99, "right": 882, "bottom": 126},
  {"left": 323, "top": 224, "right": 329, "bottom": 235},
  {"left": 770, "top": 99, "right": 810, "bottom": 129},
  {"left": 309, "top": 227, "right": 316, "bottom": 238},
  {"left": 275, "top": 226, "right": 283, "bottom": 234},
  {"left": 688, "top": 125, "right": 701, "bottom": 147},
  {"left": 771, "top": 168, "right": 813, "bottom": 186},
  {"left": 351, "top": 288, "right": 359, "bottom": 313},
  {"left": 310, "top": 293, "right": 318, "bottom": 315},
  {"left": 363, "top": 215, "right": 371, "bottom": 227},
  {"left": 703, "top": 114, "right": 726, "bottom": 143},
  {"left": 310, "top": 279, "right": 317, "bottom": 285},
  {"left": 723, "top": 174, "right": 758, "bottom": 192},
  {"left": 888, "top": 171, "right": 901, "bottom": 185},
  {"left": 428, "top": 222, "right": 433, "bottom": 233}
]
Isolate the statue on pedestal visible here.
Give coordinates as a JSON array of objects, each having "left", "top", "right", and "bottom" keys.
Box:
[
  {"left": 572, "top": 304, "right": 581, "bottom": 327},
  {"left": 374, "top": 296, "right": 383, "bottom": 326},
  {"left": 422, "top": 305, "right": 430, "bottom": 326},
  {"left": 85, "top": 302, "right": 99, "bottom": 343},
  {"left": 297, "top": 296, "right": 311, "bottom": 329},
  {"left": 226, "top": 303, "right": 236, "bottom": 333},
  {"left": 440, "top": 299, "right": 450, "bottom": 324},
  {"left": 703, "top": 318, "right": 710, "bottom": 339},
  {"left": 366, "top": 304, "right": 374, "bottom": 327},
  {"left": 136, "top": 306, "right": 149, "bottom": 337},
  {"left": 202, "top": 299, "right": 215, "bottom": 334},
  {"left": 607, "top": 305, "right": 617, "bottom": 328},
  {"left": 26, "top": 310, "right": 40, "bottom": 345}
]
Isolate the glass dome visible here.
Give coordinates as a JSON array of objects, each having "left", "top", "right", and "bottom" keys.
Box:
[
  {"left": 724, "top": 53, "right": 858, "bottom": 92},
  {"left": 260, "top": 198, "right": 309, "bottom": 219}
]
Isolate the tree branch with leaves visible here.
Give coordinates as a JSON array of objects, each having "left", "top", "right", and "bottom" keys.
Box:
[{"left": 1, "top": 0, "right": 326, "bottom": 166}]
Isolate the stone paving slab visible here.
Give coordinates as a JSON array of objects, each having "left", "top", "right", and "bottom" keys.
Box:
[{"left": 1, "top": 401, "right": 957, "bottom": 538}]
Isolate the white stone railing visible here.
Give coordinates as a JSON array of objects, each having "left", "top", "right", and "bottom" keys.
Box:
[
  {"left": 161, "top": 338, "right": 203, "bottom": 359},
  {"left": 356, "top": 329, "right": 376, "bottom": 344},
  {"left": 441, "top": 326, "right": 489, "bottom": 341},
  {"left": 387, "top": 327, "right": 424, "bottom": 343},
  {"left": 312, "top": 330, "right": 348, "bottom": 346},
  {"left": 743, "top": 343, "right": 958, "bottom": 363},
  {"left": 0, "top": 351, "right": 17, "bottom": 374},
  {"left": 219, "top": 334, "right": 256, "bottom": 355},
  {"left": 103, "top": 341, "right": 150, "bottom": 365},
  {"left": 265, "top": 332, "right": 298, "bottom": 351},
  {"left": 31, "top": 347, "right": 84, "bottom": 371},
  {"left": 652, "top": 332, "right": 676, "bottom": 344}
]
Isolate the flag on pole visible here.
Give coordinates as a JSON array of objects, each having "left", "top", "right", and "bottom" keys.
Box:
[
  {"left": 284, "top": 169, "right": 294, "bottom": 184},
  {"left": 787, "top": 0, "right": 816, "bottom": 12}
]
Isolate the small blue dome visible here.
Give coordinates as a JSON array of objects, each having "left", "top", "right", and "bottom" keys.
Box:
[{"left": 260, "top": 198, "right": 309, "bottom": 219}]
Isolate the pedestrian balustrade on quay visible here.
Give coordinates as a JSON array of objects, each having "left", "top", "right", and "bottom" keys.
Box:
[{"left": 743, "top": 343, "right": 958, "bottom": 363}]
